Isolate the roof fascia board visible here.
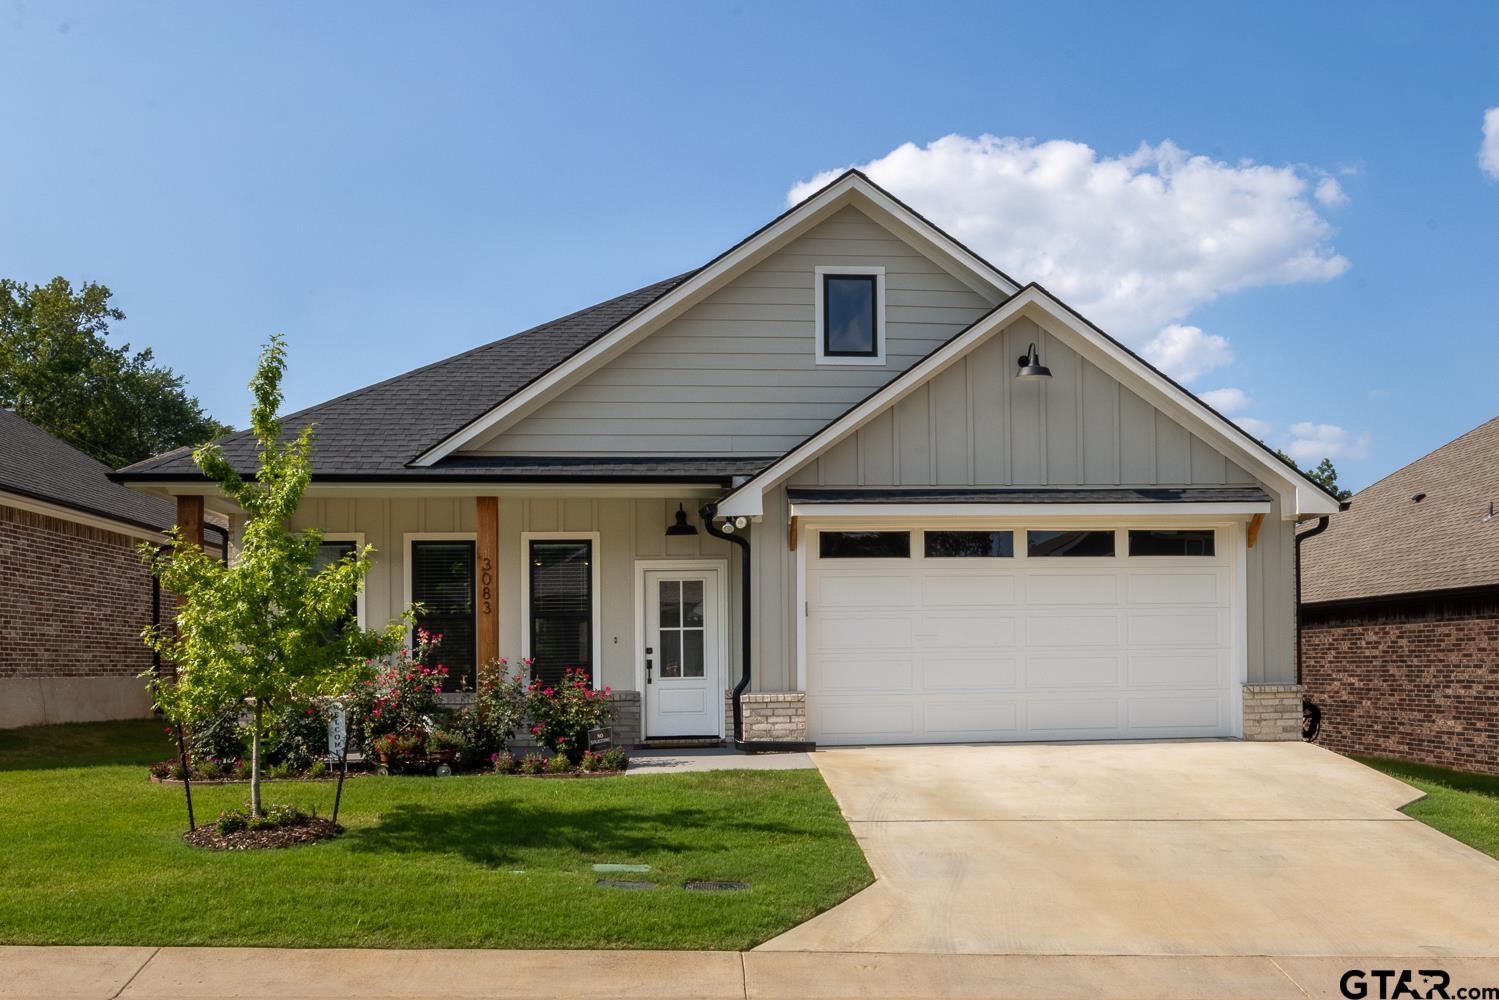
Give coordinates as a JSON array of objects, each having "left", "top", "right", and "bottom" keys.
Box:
[
  {"left": 717, "top": 287, "right": 1337, "bottom": 519},
  {"left": 117, "top": 480, "right": 727, "bottom": 500},
  {"left": 412, "top": 173, "right": 1021, "bottom": 467},
  {"left": 789, "top": 501, "right": 1270, "bottom": 518}
]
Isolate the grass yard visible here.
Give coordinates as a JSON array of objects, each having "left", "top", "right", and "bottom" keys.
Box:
[
  {"left": 1356, "top": 755, "right": 1499, "bottom": 860},
  {"left": 0, "top": 720, "right": 872, "bottom": 950}
]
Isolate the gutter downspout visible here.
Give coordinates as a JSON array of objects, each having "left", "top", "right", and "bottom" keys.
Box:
[
  {"left": 1294, "top": 504, "right": 1345, "bottom": 740},
  {"left": 700, "top": 503, "right": 816, "bottom": 754}
]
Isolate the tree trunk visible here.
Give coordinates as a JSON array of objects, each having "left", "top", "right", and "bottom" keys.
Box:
[{"left": 250, "top": 701, "right": 263, "bottom": 818}]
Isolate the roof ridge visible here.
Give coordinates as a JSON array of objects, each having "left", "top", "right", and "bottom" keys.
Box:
[{"left": 1347, "top": 414, "right": 1499, "bottom": 498}]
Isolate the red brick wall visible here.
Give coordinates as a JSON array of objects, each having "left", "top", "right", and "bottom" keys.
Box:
[
  {"left": 1302, "top": 606, "right": 1499, "bottom": 775},
  {"left": 0, "top": 503, "right": 162, "bottom": 680}
]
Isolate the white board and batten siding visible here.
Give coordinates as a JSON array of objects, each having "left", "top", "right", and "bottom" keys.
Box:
[{"left": 463, "top": 206, "right": 1001, "bottom": 456}]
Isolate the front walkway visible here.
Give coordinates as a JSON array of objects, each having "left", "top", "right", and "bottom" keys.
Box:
[
  {"left": 13, "top": 945, "right": 1499, "bottom": 999},
  {"left": 760, "top": 740, "right": 1499, "bottom": 956}
]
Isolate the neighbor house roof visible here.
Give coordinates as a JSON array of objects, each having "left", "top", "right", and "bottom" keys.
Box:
[
  {"left": 1301, "top": 416, "right": 1499, "bottom": 604},
  {"left": 0, "top": 410, "right": 176, "bottom": 532},
  {"left": 112, "top": 273, "right": 697, "bottom": 481}
]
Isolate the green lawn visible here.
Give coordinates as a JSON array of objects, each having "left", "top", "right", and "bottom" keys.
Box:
[
  {"left": 1355, "top": 755, "right": 1499, "bottom": 859},
  {"left": 0, "top": 720, "right": 871, "bottom": 950}
]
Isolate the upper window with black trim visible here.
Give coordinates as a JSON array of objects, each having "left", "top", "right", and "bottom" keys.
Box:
[
  {"left": 815, "top": 267, "right": 885, "bottom": 365},
  {"left": 1128, "top": 529, "right": 1216, "bottom": 556}
]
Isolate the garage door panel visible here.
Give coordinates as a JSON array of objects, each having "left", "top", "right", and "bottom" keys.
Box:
[
  {"left": 1126, "top": 652, "right": 1225, "bottom": 688},
  {"left": 1127, "top": 611, "right": 1223, "bottom": 646},
  {"left": 806, "top": 528, "right": 1237, "bottom": 745},
  {"left": 815, "top": 614, "right": 913, "bottom": 650},
  {"left": 1024, "top": 655, "right": 1121, "bottom": 689},
  {"left": 921, "top": 656, "right": 1019, "bottom": 690},
  {"left": 1027, "top": 699, "right": 1121, "bottom": 732},
  {"left": 923, "top": 699, "right": 1020, "bottom": 736},
  {"left": 1125, "top": 697, "right": 1225, "bottom": 731},
  {"left": 1025, "top": 614, "right": 1119, "bottom": 647},
  {"left": 816, "top": 655, "right": 915, "bottom": 692},
  {"left": 1126, "top": 571, "right": 1225, "bottom": 606},
  {"left": 816, "top": 574, "right": 916, "bottom": 608},
  {"left": 922, "top": 573, "right": 1018, "bottom": 607},
  {"left": 1024, "top": 573, "right": 1118, "bottom": 606}
]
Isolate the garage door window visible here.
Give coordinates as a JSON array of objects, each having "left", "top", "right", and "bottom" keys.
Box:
[
  {"left": 1027, "top": 530, "right": 1115, "bottom": 557},
  {"left": 924, "top": 530, "right": 1013, "bottom": 558},
  {"left": 818, "top": 531, "right": 910, "bottom": 559},
  {"left": 1128, "top": 529, "right": 1216, "bottom": 556}
]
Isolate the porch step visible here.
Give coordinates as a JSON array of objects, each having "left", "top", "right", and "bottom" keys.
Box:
[{"left": 636, "top": 737, "right": 725, "bottom": 750}]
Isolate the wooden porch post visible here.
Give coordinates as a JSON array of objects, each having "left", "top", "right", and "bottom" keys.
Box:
[
  {"left": 476, "top": 496, "right": 499, "bottom": 677},
  {"left": 175, "top": 495, "right": 204, "bottom": 550}
]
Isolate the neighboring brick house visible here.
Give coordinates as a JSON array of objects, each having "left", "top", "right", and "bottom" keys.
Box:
[
  {"left": 1300, "top": 416, "right": 1499, "bottom": 774},
  {"left": 0, "top": 410, "right": 182, "bottom": 727}
]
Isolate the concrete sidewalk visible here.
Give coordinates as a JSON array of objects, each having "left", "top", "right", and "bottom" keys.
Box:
[{"left": 7, "top": 946, "right": 1499, "bottom": 999}]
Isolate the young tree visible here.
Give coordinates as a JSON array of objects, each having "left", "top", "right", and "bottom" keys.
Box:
[
  {"left": 0, "top": 277, "right": 232, "bottom": 466},
  {"left": 1275, "top": 449, "right": 1353, "bottom": 501},
  {"left": 143, "top": 336, "right": 408, "bottom": 817}
]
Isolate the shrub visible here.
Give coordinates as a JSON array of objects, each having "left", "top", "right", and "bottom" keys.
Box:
[
  {"left": 491, "top": 751, "right": 516, "bottom": 774},
  {"left": 526, "top": 667, "right": 614, "bottom": 763},
  {"left": 349, "top": 631, "right": 449, "bottom": 749},
  {"left": 176, "top": 709, "right": 245, "bottom": 767},
  {"left": 578, "top": 750, "right": 600, "bottom": 773},
  {"left": 148, "top": 759, "right": 173, "bottom": 779},
  {"left": 518, "top": 752, "right": 547, "bottom": 775},
  {"left": 450, "top": 659, "right": 527, "bottom": 765},
  {"left": 215, "top": 802, "right": 309, "bottom": 835},
  {"left": 370, "top": 729, "right": 425, "bottom": 765},
  {"left": 196, "top": 759, "right": 225, "bottom": 780},
  {"left": 546, "top": 753, "right": 572, "bottom": 775},
  {"left": 306, "top": 760, "right": 329, "bottom": 779},
  {"left": 265, "top": 762, "right": 293, "bottom": 780},
  {"left": 428, "top": 728, "right": 465, "bottom": 757},
  {"left": 266, "top": 699, "right": 332, "bottom": 771},
  {"left": 599, "top": 747, "right": 629, "bottom": 772},
  {"left": 229, "top": 759, "right": 248, "bottom": 780},
  {"left": 170, "top": 760, "right": 188, "bottom": 780}
]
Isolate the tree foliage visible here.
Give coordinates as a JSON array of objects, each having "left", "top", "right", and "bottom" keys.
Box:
[
  {"left": 1275, "top": 449, "right": 1352, "bottom": 501},
  {"left": 142, "top": 335, "right": 409, "bottom": 816},
  {"left": 0, "top": 277, "right": 231, "bottom": 467}
]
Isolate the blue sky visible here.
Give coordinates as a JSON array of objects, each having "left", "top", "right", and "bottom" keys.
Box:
[{"left": 3, "top": 1, "right": 1496, "bottom": 490}]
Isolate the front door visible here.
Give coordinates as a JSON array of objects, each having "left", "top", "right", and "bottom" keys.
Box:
[{"left": 644, "top": 570, "right": 720, "bottom": 738}]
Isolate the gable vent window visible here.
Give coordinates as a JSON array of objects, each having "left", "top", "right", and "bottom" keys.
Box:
[{"left": 815, "top": 267, "right": 885, "bottom": 365}]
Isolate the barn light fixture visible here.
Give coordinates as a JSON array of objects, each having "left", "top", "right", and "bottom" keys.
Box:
[
  {"left": 1015, "top": 343, "right": 1052, "bottom": 380},
  {"left": 665, "top": 503, "right": 698, "bottom": 537}
]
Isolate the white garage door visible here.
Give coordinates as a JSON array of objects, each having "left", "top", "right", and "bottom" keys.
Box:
[{"left": 805, "top": 526, "right": 1238, "bottom": 745}]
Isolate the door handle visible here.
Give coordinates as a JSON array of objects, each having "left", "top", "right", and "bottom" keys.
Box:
[{"left": 646, "top": 659, "right": 653, "bottom": 684}]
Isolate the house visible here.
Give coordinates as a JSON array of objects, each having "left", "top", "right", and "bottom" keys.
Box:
[
  {"left": 113, "top": 171, "right": 1340, "bottom": 748},
  {"left": 0, "top": 411, "right": 186, "bottom": 727},
  {"left": 1300, "top": 417, "right": 1499, "bottom": 774}
]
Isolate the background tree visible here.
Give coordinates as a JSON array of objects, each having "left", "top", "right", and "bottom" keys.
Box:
[
  {"left": 1275, "top": 449, "right": 1353, "bottom": 501},
  {"left": 143, "top": 335, "right": 409, "bottom": 817},
  {"left": 0, "top": 277, "right": 231, "bottom": 467}
]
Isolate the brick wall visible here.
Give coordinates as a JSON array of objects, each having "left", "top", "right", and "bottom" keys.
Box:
[
  {"left": 0, "top": 503, "right": 159, "bottom": 680},
  {"left": 1302, "top": 605, "right": 1499, "bottom": 775},
  {"left": 741, "top": 692, "right": 807, "bottom": 742},
  {"left": 1242, "top": 684, "right": 1302, "bottom": 741}
]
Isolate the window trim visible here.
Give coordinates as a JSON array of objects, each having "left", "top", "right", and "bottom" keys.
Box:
[
  {"left": 520, "top": 531, "right": 603, "bottom": 691},
  {"left": 922, "top": 529, "right": 1015, "bottom": 559},
  {"left": 402, "top": 531, "right": 478, "bottom": 689},
  {"left": 317, "top": 532, "right": 367, "bottom": 628},
  {"left": 814, "top": 266, "right": 886, "bottom": 366},
  {"left": 1026, "top": 529, "right": 1118, "bottom": 558},
  {"left": 817, "top": 529, "right": 912, "bottom": 559},
  {"left": 1127, "top": 528, "right": 1218, "bottom": 557}
]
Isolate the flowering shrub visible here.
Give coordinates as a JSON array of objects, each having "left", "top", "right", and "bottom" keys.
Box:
[
  {"left": 518, "top": 751, "right": 547, "bottom": 775},
  {"left": 599, "top": 746, "right": 629, "bottom": 772},
  {"left": 526, "top": 667, "right": 614, "bottom": 763},
  {"left": 449, "top": 658, "right": 528, "bottom": 766},
  {"left": 266, "top": 699, "right": 332, "bottom": 771},
  {"left": 491, "top": 751, "right": 517, "bottom": 774},
  {"left": 349, "top": 630, "right": 449, "bottom": 749},
  {"left": 370, "top": 729, "right": 425, "bottom": 765}
]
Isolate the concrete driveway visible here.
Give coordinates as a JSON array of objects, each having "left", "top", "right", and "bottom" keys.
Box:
[{"left": 759, "top": 741, "right": 1499, "bottom": 957}]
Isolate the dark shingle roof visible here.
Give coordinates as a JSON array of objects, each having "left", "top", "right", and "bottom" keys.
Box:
[
  {"left": 786, "top": 487, "right": 1271, "bottom": 505},
  {"left": 1301, "top": 416, "right": 1499, "bottom": 604},
  {"left": 113, "top": 273, "right": 698, "bottom": 481},
  {"left": 0, "top": 410, "right": 176, "bottom": 531}
]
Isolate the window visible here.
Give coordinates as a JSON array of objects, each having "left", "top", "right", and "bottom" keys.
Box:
[
  {"left": 818, "top": 531, "right": 910, "bottom": 559},
  {"left": 924, "top": 530, "right": 1014, "bottom": 558},
  {"left": 657, "top": 579, "right": 705, "bottom": 678},
  {"left": 410, "top": 540, "right": 476, "bottom": 689},
  {"left": 1027, "top": 530, "right": 1116, "bottom": 557},
  {"left": 311, "top": 540, "right": 358, "bottom": 634},
  {"left": 529, "top": 539, "right": 593, "bottom": 686},
  {"left": 815, "top": 267, "right": 885, "bottom": 365},
  {"left": 1129, "top": 529, "right": 1216, "bottom": 556}
]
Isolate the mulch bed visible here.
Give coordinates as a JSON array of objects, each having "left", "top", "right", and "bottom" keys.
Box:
[{"left": 183, "top": 818, "right": 343, "bottom": 851}]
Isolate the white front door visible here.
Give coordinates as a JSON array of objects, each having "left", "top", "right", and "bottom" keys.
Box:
[{"left": 644, "top": 570, "right": 721, "bottom": 738}]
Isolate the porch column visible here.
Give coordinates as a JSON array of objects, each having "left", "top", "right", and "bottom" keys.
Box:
[
  {"left": 475, "top": 496, "right": 499, "bottom": 672},
  {"left": 175, "top": 495, "right": 204, "bottom": 549}
]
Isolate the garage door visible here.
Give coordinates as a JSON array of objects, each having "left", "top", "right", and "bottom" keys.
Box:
[{"left": 805, "top": 526, "right": 1237, "bottom": 745}]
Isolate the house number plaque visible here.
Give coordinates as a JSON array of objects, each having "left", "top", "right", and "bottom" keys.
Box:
[{"left": 479, "top": 555, "right": 493, "bottom": 615}]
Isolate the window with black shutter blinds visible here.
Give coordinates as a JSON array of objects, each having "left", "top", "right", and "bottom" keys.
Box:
[
  {"left": 529, "top": 540, "right": 592, "bottom": 687},
  {"left": 410, "top": 540, "right": 477, "bottom": 689}
]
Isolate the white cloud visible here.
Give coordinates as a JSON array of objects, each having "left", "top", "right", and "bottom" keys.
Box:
[
  {"left": 1314, "top": 177, "right": 1349, "bottom": 207},
  {"left": 1481, "top": 107, "right": 1499, "bottom": 180},
  {"left": 1234, "top": 417, "right": 1274, "bottom": 439},
  {"left": 789, "top": 134, "right": 1350, "bottom": 341},
  {"left": 1141, "top": 324, "right": 1232, "bottom": 383},
  {"left": 1199, "top": 387, "right": 1250, "bottom": 413},
  {"left": 1284, "top": 422, "right": 1371, "bottom": 463}
]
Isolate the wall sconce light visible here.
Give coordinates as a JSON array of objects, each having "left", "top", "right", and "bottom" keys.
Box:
[
  {"left": 1015, "top": 342, "right": 1052, "bottom": 380},
  {"left": 665, "top": 503, "right": 699, "bottom": 537}
]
